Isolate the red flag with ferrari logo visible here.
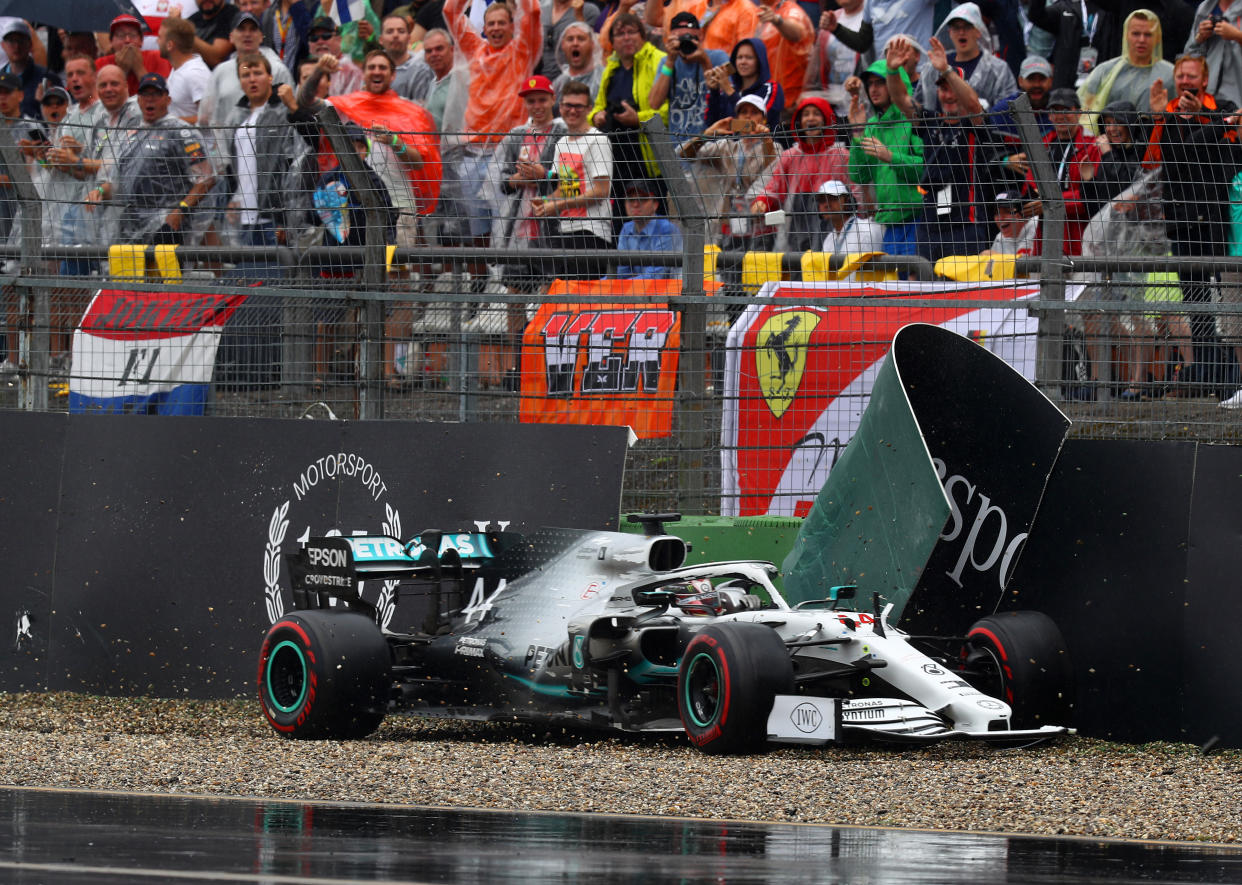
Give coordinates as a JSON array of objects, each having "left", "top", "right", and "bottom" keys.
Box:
[{"left": 721, "top": 280, "right": 1047, "bottom": 516}]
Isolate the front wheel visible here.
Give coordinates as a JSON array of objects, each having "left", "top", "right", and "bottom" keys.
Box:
[
  {"left": 677, "top": 622, "right": 793, "bottom": 755},
  {"left": 258, "top": 610, "right": 392, "bottom": 739},
  {"left": 965, "top": 611, "right": 1073, "bottom": 729}
]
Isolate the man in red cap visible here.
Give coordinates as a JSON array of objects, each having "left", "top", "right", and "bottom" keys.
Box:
[
  {"left": 96, "top": 14, "right": 172, "bottom": 96},
  {"left": 494, "top": 74, "right": 567, "bottom": 277},
  {"left": 486, "top": 73, "right": 569, "bottom": 385}
]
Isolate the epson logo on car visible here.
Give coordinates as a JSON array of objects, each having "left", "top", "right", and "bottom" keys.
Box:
[{"left": 307, "top": 547, "right": 347, "bottom": 568}]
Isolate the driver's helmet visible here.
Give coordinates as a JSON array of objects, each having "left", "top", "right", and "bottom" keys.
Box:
[{"left": 670, "top": 578, "right": 720, "bottom": 616}]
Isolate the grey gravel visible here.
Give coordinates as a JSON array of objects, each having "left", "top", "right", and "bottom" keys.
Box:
[{"left": 1, "top": 693, "right": 1240, "bottom": 845}]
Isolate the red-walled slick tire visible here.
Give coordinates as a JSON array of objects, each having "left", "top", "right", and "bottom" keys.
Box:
[
  {"left": 965, "top": 611, "right": 1074, "bottom": 729},
  {"left": 258, "top": 610, "right": 392, "bottom": 739},
  {"left": 677, "top": 622, "right": 793, "bottom": 755}
]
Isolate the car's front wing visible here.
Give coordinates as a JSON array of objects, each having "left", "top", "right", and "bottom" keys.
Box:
[{"left": 765, "top": 696, "right": 1067, "bottom": 746}]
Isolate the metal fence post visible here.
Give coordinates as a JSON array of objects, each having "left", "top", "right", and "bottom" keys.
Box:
[
  {"left": 0, "top": 125, "right": 46, "bottom": 411},
  {"left": 644, "top": 116, "right": 708, "bottom": 514},
  {"left": 1011, "top": 93, "right": 1066, "bottom": 397},
  {"left": 318, "top": 107, "right": 386, "bottom": 419}
]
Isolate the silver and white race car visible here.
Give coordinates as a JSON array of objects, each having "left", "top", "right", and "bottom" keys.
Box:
[{"left": 257, "top": 515, "right": 1072, "bottom": 753}]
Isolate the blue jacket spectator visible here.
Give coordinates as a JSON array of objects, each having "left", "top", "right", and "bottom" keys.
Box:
[{"left": 617, "top": 183, "right": 683, "bottom": 277}]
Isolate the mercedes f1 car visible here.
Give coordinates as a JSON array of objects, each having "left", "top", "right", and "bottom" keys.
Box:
[{"left": 258, "top": 515, "right": 1072, "bottom": 753}]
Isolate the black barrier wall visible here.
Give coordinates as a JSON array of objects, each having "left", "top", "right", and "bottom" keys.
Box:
[
  {"left": 4, "top": 414, "right": 1242, "bottom": 747},
  {"left": 1006, "top": 439, "right": 1238, "bottom": 747},
  {"left": 0, "top": 414, "right": 629, "bottom": 698}
]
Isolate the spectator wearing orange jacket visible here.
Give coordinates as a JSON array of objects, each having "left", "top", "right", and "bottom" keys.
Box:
[
  {"left": 644, "top": 0, "right": 758, "bottom": 56},
  {"left": 298, "top": 48, "right": 442, "bottom": 239},
  {"left": 756, "top": 0, "right": 814, "bottom": 106},
  {"left": 445, "top": 0, "right": 543, "bottom": 241}
]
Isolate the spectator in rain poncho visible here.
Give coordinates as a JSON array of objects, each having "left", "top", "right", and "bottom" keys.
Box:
[
  {"left": 446, "top": 0, "right": 544, "bottom": 244},
  {"left": 87, "top": 73, "right": 217, "bottom": 247},
  {"left": 550, "top": 20, "right": 604, "bottom": 106},
  {"left": 538, "top": 0, "right": 601, "bottom": 79},
  {"left": 1079, "top": 10, "right": 1173, "bottom": 134},
  {"left": 754, "top": 93, "right": 854, "bottom": 253},
  {"left": 914, "top": 2, "right": 1015, "bottom": 113},
  {"left": 40, "top": 57, "right": 105, "bottom": 256},
  {"left": 1076, "top": 168, "right": 1176, "bottom": 401},
  {"left": 754, "top": 0, "right": 815, "bottom": 107}
]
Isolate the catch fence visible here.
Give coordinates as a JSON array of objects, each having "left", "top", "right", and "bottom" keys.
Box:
[{"left": 3, "top": 96, "right": 1242, "bottom": 515}]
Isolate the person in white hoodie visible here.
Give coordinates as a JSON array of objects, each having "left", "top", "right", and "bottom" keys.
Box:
[{"left": 914, "top": 2, "right": 1014, "bottom": 112}]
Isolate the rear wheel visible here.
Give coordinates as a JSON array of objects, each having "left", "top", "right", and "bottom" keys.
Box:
[
  {"left": 965, "top": 611, "right": 1073, "bottom": 728},
  {"left": 677, "top": 622, "right": 793, "bottom": 755},
  {"left": 258, "top": 610, "right": 392, "bottom": 739}
]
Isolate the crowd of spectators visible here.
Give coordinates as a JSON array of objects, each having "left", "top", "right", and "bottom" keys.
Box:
[{"left": 2, "top": 0, "right": 1242, "bottom": 400}]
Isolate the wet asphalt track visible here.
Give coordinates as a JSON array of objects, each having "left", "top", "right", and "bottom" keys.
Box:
[{"left": 0, "top": 787, "right": 1240, "bottom": 884}]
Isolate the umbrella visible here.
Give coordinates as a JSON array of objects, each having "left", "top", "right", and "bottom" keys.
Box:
[{"left": 0, "top": 0, "right": 148, "bottom": 34}]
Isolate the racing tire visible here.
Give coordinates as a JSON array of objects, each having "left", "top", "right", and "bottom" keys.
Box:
[
  {"left": 965, "top": 611, "right": 1074, "bottom": 729},
  {"left": 258, "top": 610, "right": 392, "bottom": 740},
  {"left": 677, "top": 622, "right": 793, "bottom": 755}
]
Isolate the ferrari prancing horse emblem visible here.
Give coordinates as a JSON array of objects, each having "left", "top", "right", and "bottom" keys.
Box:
[{"left": 756, "top": 310, "right": 823, "bottom": 418}]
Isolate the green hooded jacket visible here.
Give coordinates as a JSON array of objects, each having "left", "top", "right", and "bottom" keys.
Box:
[{"left": 848, "top": 59, "right": 925, "bottom": 225}]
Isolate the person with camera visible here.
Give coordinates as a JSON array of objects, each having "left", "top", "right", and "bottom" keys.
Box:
[
  {"left": 704, "top": 38, "right": 784, "bottom": 130},
  {"left": 590, "top": 14, "right": 669, "bottom": 196},
  {"left": 1185, "top": 0, "right": 1242, "bottom": 106},
  {"left": 677, "top": 94, "right": 779, "bottom": 249},
  {"left": 647, "top": 12, "right": 728, "bottom": 139},
  {"left": 1144, "top": 54, "right": 1242, "bottom": 394},
  {"left": 645, "top": 0, "right": 759, "bottom": 56}
]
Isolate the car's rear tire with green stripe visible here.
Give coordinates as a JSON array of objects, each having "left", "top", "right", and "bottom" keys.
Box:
[
  {"left": 677, "top": 622, "right": 793, "bottom": 755},
  {"left": 258, "top": 610, "right": 391, "bottom": 739}
]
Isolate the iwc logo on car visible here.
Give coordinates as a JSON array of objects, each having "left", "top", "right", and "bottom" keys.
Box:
[
  {"left": 790, "top": 702, "right": 823, "bottom": 733},
  {"left": 263, "top": 452, "right": 402, "bottom": 628}
]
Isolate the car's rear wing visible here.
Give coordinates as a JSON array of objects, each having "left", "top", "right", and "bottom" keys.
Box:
[{"left": 287, "top": 531, "right": 499, "bottom": 608}]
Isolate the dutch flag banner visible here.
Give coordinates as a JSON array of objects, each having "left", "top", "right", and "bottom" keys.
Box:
[{"left": 68, "top": 288, "right": 247, "bottom": 415}]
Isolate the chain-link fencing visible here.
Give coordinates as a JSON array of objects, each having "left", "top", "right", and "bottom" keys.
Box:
[{"left": 2, "top": 92, "right": 1242, "bottom": 514}]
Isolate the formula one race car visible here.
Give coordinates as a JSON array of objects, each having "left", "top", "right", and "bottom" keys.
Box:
[{"left": 257, "top": 515, "right": 1072, "bottom": 753}]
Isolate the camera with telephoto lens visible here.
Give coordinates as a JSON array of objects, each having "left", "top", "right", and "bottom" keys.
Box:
[{"left": 677, "top": 34, "right": 699, "bottom": 55}]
